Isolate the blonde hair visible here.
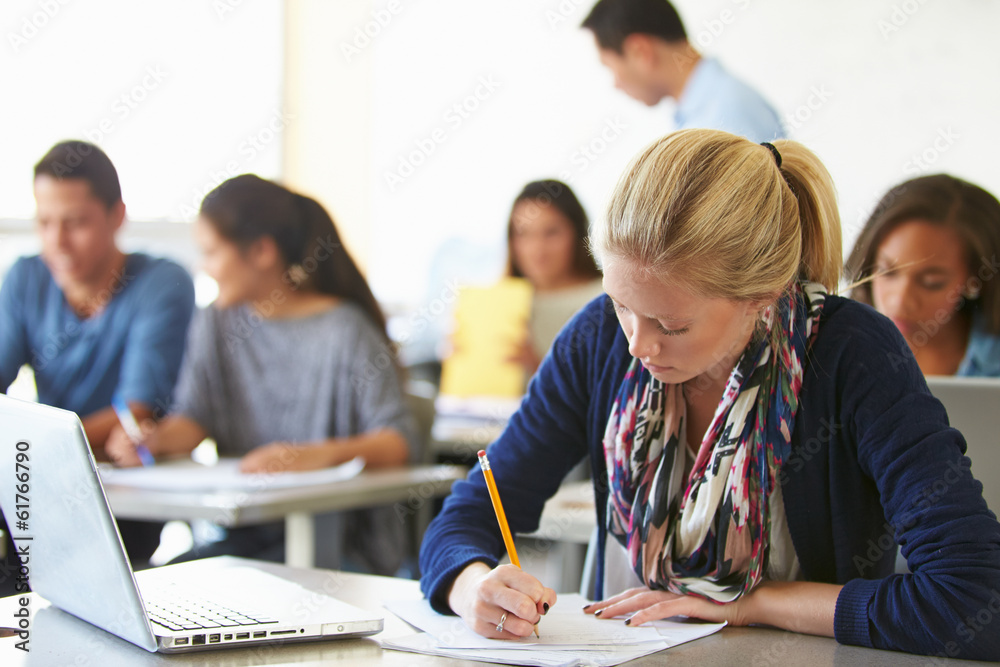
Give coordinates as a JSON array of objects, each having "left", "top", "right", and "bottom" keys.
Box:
[{"left": 593, "top": 129, "right": 842, "bottom": 303}]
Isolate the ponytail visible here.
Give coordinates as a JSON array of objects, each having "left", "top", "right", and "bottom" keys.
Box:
[
  {"left": 594, "top": 129, "right": 842, "bottom": 305},
  {"left": 293, "top": 193, "right": 389, "bottom": 338},
  {"left": 772, "top": 140, "right": 842, "bottom": 293}
]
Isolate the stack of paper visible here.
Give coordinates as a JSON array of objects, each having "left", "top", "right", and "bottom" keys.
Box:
[
  {"left": 98, "top": 456, "right": 365, "bottom": 492},
  {"left": 381, "top": 594, "right": 725, "bottom": 667}
]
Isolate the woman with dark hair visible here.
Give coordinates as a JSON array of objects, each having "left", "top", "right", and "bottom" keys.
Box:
[
  {"left": 846, "top": 174, "right": 1000, "bottom": 376},
  {"left": 107, "top": 174, "right": 414, "bottom": 573},
  {"left": 504, "top": 179, "right": 603, "bottom": 375}
]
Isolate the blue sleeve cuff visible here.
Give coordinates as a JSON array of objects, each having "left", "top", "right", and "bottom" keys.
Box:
[
  {"left": 834, "top": 577, "right": 879, "bottom": 648},
  {"left": 420, "top": 548, "right": 498, "bottom": 615}
]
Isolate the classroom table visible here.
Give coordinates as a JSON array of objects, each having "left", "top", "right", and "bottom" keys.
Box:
[
  {"left": 103, "top": 464, "right": 467, "bottom": 568},
  {"left": 0, "top": 558, "right": 986, "bottom": 666}
]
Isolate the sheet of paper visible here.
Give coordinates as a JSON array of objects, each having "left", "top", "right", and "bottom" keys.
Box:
[
  {"left": 381, "top": 632, "right": 673, "bottom": 667},
  {"left": 382, "top": 594, "right": 724, "bottom": 651},
  {"left": 439, "top": 278, "right": 533, "bottom": 399},
  {"left": 98, "top": 456, "right": 365, "bottom": 492},
  {"left": 385, "top": 597, "right": 660, "bottom": 648}
]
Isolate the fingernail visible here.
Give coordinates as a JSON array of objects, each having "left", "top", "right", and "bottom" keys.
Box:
[
  {"left": 543, "top": 603, "right": 550, "bottom": 614},
  {"left": 582, "top": 603, "right": 592, "bottom": 611},
  {"left": 594, "top": 609, "right": 603, "bottom": 617},
  {"left": 624, "top": 618, "right": 631, "bottom": 626}
]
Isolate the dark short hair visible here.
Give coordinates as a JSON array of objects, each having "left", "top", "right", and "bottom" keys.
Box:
[
  {"left": 34, "top": 140, "right": 122, "bottom": 209},
  {"left": 846, "top": 174, "right": 1000, "bottom": 336},
  {"left": 582, "top": 0, "right": 687, "bottom": 53},
  {"left": 506, "top": 179, "right": 602, "bottom": 281}
]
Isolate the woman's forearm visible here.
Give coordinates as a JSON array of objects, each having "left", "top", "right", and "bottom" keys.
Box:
[
  {"left": 318, "top": 428, "right": 410, "bottom": 468},
  {"left": 147, "top": 415, "right": 208, "bottom": 458},
  {"left": 747, "top": 581, "right": 842, "bottom": 636}
]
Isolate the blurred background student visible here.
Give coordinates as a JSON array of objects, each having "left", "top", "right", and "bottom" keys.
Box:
[
  {"left": 106, "top": 174, "right": 416, "bottom": 575},
  {"left": 0, "top": 140, "right": 195, "bottom": 582},
  {"left": 846, "top": 174, "right": 1000, "bottom": 377},
  {"left": 505, "top": 180, "right": 604, "bottom": 377}
]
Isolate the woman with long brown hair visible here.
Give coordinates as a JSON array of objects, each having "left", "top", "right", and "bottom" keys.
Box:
[{"left": 107, "top": 174, "right": 414, "bottom": 573}]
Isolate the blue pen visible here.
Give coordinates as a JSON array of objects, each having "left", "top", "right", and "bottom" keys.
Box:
[{"left": 111, "top": 396, "right": 155, "bottom": 467}]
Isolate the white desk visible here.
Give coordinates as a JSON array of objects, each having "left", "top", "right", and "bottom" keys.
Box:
[
  {"left": 103, "top": 464, "right": 467, "bottom": 568},
  {"left": 0, "top": 558, "right": 987, "bottom": 666}
]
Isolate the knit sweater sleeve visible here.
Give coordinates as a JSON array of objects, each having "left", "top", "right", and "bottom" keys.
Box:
[
  {"left": 827, "top": 301, "right": 1000, "bottom": 660},
  {"left": 418, "top": 297, "right": 607, "bottom": 613}
]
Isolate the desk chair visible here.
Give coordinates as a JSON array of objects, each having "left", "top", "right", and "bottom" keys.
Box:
[{"left": 401, "top": 380, "right": 439, "bottom": 576}]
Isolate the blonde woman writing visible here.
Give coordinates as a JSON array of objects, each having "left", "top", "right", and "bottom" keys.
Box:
[{"left": 419, "top": 129, "right": 1000, "bottom": 660}]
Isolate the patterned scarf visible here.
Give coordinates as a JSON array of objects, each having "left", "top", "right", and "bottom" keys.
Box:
[{"left": 603, "top": 282, "right": 826, "bottom": 602}]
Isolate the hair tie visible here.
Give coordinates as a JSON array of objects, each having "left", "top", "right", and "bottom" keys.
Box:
[{"left": 761, "top": 142, "right": 782, "bottom": 168}]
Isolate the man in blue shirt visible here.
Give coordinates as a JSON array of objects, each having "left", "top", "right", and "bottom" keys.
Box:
[
  {"left": 0, "top": 141, "right": 195, "bottom": 583},
  {"left": 582, "top": 0, "right": 785, "bottom": 142}
]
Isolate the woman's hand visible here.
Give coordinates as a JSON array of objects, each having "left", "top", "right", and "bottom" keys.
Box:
[
  {"left": 448, "top": 562, "right": 557, "bottom": 639},
  {"left": 105, "top": 425, "right": 145, "bottom": 467},
  {"left": 239, "top": 441, "right": 337, "bottom": 473},
  {"left": 583, "top": 585, "right": 756, "bottom": 627},
  {"left": 584, "top": 581, "right": 840, "bottom": 637}
]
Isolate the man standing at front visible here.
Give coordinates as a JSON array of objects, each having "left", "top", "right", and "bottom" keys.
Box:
[{"left": 583, "top": 0, "right": 785, "bottom": 142}]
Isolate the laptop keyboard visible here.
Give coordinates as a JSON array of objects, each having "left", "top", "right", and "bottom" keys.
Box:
[{"left": 145, "top": 595, "right": 279, "bottom": 632}]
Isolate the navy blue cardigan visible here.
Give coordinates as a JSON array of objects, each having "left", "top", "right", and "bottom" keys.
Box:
[{"left": 420, "top": 295, "right": 1000, "bottom": 661}]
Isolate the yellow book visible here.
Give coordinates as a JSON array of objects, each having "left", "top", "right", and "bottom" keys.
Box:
[{"left": 440, "top": 278, "right": 532, "bottom": 399}]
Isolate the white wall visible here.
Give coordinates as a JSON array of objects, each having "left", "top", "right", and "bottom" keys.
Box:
[{"left": 0, "top": 0, "right": 284, "bottom": 223}]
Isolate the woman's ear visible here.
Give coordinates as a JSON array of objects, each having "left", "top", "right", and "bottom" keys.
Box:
[{"left": 245, "top": 236, "right": 282, "bottom": 273}]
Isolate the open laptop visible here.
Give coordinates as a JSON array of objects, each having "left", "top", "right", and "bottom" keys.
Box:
[
  {"left": 925, "top": 376, "right": 1000, "bottom": 515},
  {"left": 0, "top": 394, "right": 383, "bottom": 653}
]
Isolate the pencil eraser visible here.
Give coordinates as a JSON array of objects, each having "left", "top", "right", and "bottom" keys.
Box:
[{"left": 477, "top": 449, "right": 486, "bottom": 458}]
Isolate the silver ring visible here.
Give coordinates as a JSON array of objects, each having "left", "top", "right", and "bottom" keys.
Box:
[{"left": 496, "top": 612, "right": 507, "bottom": 633}]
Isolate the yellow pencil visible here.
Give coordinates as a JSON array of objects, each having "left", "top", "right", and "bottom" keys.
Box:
[{"left": 478, "top": 449, "right": 539, "bottom": 638}]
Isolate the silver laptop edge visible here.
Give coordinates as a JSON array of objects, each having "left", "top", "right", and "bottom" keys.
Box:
[{"left": 0, "top": 394, "right": 383, "bottom": 653}]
